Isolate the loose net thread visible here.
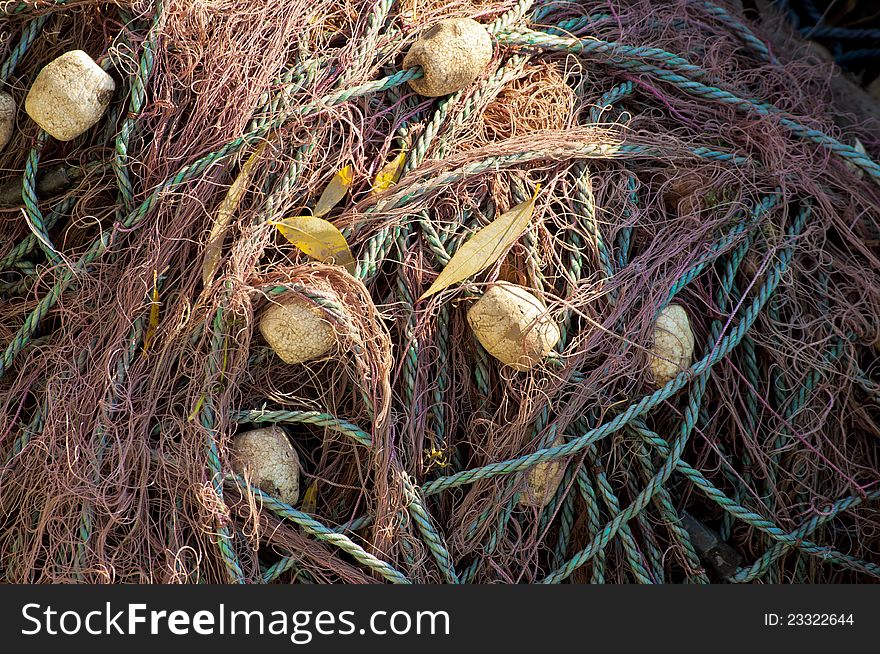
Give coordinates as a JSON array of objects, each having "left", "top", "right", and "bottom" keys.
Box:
[{"left": 0, "top": 0, "right": 878, "bottom": 584}]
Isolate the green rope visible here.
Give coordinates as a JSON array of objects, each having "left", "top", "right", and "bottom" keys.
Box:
[
  {"left": 488, "top": 0, "right": 535, "bottom": 34},
  {"left": 630, "top": 432, "right": 708, "bottom": 583},
  {"left": 694, "top": 1, "right": 774, "bottom": 63},
  {"left": 112, "top": 1, "right": 160, "bottom": 216},
  {"left": 590, "top": 81, "right": 635, "bottom": 123},
  {"left": 535, "top": 11, "right": 612, "bottom": 37},
  {"left": 404, "top": 477, "right": 459, "bottom": 583},
  {"left": 232, "top": 409, "right": 372, "bottom": 448},
  {"left": 551, "top": 466, "right": 578, "bottom": 569},
  {"left": 573, "top": 162, "right": 616, "bottom": 285},
  {"left": 261, "top": 556, "right": 315, "bottom": 584},
  {"left": 0, "top": 14, "right": 49, "bottom": 83},
  {"left": 616, "top": 174, "right": 638, "bottom": 271},
  {"left": 0, "top": 196, "right": 75, "bottom": 271},
  {"left": 498, "top": 29, "right": 880, "bottom": 181},
  {"left": 349, "top": 0, "right": 394, "bottom": 80},
  {"left": 539, "top": 205, "right": 799, "bottom": 583},
  {"left": 432, "top": 304, "right": 451, "bottom": 448},
  {"left": 571, "top": 440, "right": 606, "bottom": 583},
  {"left": 396, "top": 226, "right": 419, "bottom": 413},
  {"left": 588, "top": 443, "right": 655, "bottom": 584},
  {"left": 0, "top": 68, "right": 422, "bottom": 379},
  {"left": 225, "top": 474, "right": 410, "bottom": 584},
  {"left": 630, "top": 421, "right": 880, "bottom": 579},
  {"left": 21, "top": 131, "right": 61, "bottom": 264},
  {"left": 730, "top": 490, "right": 880, "bottom": 583},
  {"left": 422, "top": 203, "right": 806, "bottom": 497}
]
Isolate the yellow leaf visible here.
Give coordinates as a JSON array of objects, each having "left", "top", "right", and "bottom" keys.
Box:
[
  {"left": 272, "top": 215, "right": 356, "bottom": 274},
  {"left": 313, "top": 165, "right": 353, "bottom": 217},
  {"left": 301, "top": 482, "right": 318, "bottom": 513},
  {"left": 142, "top": 269, "right": 160, "bottom": 355},
  {"left": 187, "top": 394, "right": 205, "bottom": 422},
  {"left": 419, "top": 186, "right": 540, "bottom": 300},
  {"left": 202, "top": 142, "right": 267, "bottom": 286},
  {"left": 371, "top": 151, "right": 406, "bottom": 194}
]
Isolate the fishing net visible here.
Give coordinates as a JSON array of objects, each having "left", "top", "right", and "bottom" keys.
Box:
[{"left": 0, "top": 0, "right": 878, "bottom": 584}]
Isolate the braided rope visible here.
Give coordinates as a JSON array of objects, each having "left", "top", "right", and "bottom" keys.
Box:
[
  {"left": 432, "top": 303, "right": 451, "bottom": 447},
  {"left": 567, "top": 423, "right": 610, "bottom": 584},
  {"left": 422, "top": 202, "right": 806, "bottom": 497},
  {"left": 590, "top": 81, "right": 635, "bottom": 123},
  {"left": 226, "top": 475, "right": 410, "bottom": 584},
  {"left": 502, "top": 29, "right": 709, "bottom": 77},
  {"left": 404, "top": 477, "right": 459, "bottom": 583},
  {"left": 202, "top": 303, "right": 246, "bottom": 583},
  {"left": 0, "top": 69, "right": 421, "bottom": 379},
  {"left": 112, "top": 1, "right": 161, "bottom": 215},
  {"left": 631, "top": 433, "right": 708, "bottom": 583},
  {"left": 630, "top": 421, "right": 880, "bottom": 578},
  {"left": 487, "top": 0, "right": 534, "bottom": 35},
  {"left": 348, "top": 0, "right": 394, "bottom": 81},
  {"left": 540, "top": 206, "right": 802, "bottom": 583},
  {"left": 248, "top": 59, "right": 323, "bottom": 136},
  {"left": 573, "top": 162, "right": 615, "bottom": 284},
  {"left": 628, "top": 476, "right": 666, "bottom": 582},
  {"left": 0, "top": 195, "right": 74, "bottom": 270},
  {"left": 616, "top": 174, "right": 638, "bottom": 271},
  {"left": 731, "top": 490, "right": 880, "bottom": 583},
  {"left": 695, "top": 1, "right": 774, "bottom": 63},
  {"left": 21, "top": 131, "right": 60, "bottom": 264},
  {"left": 261, "top": 556, "right": 315, "bottom": 584},
  {"left": 551, "top": 466, "right": 577, "bottom": 568},
  {"left": 497, "top": 29, "right": 880, "bottom": 181},
  {"left": 588, "top": 444, "right": 655, "bottom": 584},
  {"left": 396, "top": 227, "right": 419, "bottom": 412},
  {"left": 4, "top": 1, "right": 72, "bottom": 16},
  {"left": 0, "top": 14, "right": 48, "bottom": 83},
  {"left": 232, "top": 409, "right": 372, "bottom": 448},
  {"left": 539, "top": 13, "right": 613, "bottom": 37}
]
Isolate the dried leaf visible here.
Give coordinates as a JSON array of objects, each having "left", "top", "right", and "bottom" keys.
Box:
[
  {"left": 142, "top": 269, "right": 160, "bottom": 355},
  {"left": 313, "top": 165, "right": 353, "bottom": 217},
  {"left": 419, "top": 187, "right": 539, "bottom": 300},
  {"left": 187, "top": 394, "right": 205, "bottom": 422},
  {"left": 202, "top": 142, "right": 267, "bottom": 285},
  {"left": 301, "top": 482, "right": 318, "bottom": 513},
  {"left": 272, "top": 215, "right": 356, "bottom": 274},
  {"left": 371, "top": 151, "right": 406, "bottom": 194}
]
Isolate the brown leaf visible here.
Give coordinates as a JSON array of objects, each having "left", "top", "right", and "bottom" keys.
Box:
[
  {"left": 419, "top": 186, "right": 539, "bottom": 300},
  {"left": 202, "top": 142, "right": 267, "bottom": 285}
]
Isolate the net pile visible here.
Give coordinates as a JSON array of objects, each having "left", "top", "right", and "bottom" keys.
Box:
[{"left": 0, "top": 0, "right": 878, "bottom": 584}]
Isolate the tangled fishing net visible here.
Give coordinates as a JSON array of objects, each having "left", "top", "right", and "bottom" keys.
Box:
[{"left": 1, "top": 0, "right": 878, "bottom": 584}]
